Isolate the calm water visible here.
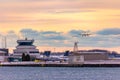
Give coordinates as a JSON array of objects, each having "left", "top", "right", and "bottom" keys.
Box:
[{"left": 0, "top": 67, "right": 120, "bottom": 80}]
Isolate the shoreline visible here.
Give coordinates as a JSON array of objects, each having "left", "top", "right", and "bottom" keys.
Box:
[{"left": 1, "top": 61, "right": 120, "bottom": 67}]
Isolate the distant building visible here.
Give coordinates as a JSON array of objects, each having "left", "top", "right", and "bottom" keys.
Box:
[
  {"left": 43, "top": 51, "right": 51, "bottom": 58},
  {"left": 0, "top": 50, "right": 8, "bottom": 62},
  {"left": 64, "top": 51, "right": 70, "bottom": 56},
  {"left": 0, "top": 48, "right": 9, "bottom": 56},
  {"left": 7, "top": 56, "right": 22, "bottom": 62},
  {"left": 13, "top": 38, "right": 40, "bottom": 58},
  {"left": 69, "top": 50, "right": 109, "bottom": 64}
]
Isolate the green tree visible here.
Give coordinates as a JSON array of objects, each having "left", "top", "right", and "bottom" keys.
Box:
[
  {"left": 26, "top": 54, "right": 31, "bottom": 61},
  {"left": 22, "top": 53, "right": 26, "bottom": 61}
]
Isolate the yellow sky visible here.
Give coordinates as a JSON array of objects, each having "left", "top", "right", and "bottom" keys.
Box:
[
  {"left": 0, "top": 0, "right": 120, "bottom": 53},
  {"left": 0, "top": 9, "right": 120, "bottom": 33},
  {"left": 0, "top": 0, "right": 120, "bottom": 32}
]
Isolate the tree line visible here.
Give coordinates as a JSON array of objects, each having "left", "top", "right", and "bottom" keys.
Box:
[{"left": 22, "top": 53, "right": 31, "bottom": 61}]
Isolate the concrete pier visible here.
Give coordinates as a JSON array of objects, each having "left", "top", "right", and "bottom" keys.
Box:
[{"left": 1, "top": 60, "right": 120, "bottom": 67}]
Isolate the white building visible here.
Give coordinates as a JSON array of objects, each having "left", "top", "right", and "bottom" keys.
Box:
[
  {"left": 13, "top": 38, "right": 40, "bottom": 58},
  {"left": 69, "top": 51, "right": 109, "bottom": 64}
]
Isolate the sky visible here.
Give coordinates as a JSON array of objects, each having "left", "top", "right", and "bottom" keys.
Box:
[{"left": 0, "top": 0, "right": 120, "bottom": 53}]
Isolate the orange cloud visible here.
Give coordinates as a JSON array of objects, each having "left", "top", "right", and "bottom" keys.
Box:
[{"left": 0, "top": 0, "right": 120, "bottom": 53}]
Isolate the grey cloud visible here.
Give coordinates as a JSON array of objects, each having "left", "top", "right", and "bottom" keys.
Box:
[
  {"left": 20, "top": 29, "right": 66, "bottom": 40},
  {"left": 0, "top": 31, "right": 18, "bottom": 47},
  {"left": 20, "top": 29, "right": 68, "bottom": 47},
  {"left": 1, "top": 28, "right": 120, "bottom": 48},
  {"left": 97, "top": 28, "right": 120, "bottom": 35},
  {"left": 40, "top": 31, "right": 61, "bottom": 35},
  {"left": 69, "top": 30, "right": 84, "bottom": 35}
]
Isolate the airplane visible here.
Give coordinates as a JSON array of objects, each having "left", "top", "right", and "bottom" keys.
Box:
[
  {"left": 78, "top": 31, "right": 92, "bottom": 37},
  {"left": 71, "top": 31, "right": 92, "bottom": 37},
  {"left": 79, "top": 33, "right": 91, "bottom": 37}
]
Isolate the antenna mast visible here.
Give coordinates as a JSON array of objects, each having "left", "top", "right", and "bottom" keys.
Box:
[
  {"left": 73, "top": 42, "right": 78, "bottom": 52},
  {"left": 4, "top": 36, "right": 7, "bottom": 48}
]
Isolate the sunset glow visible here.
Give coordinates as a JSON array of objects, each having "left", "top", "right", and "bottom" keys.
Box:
[{"left": 0, "top": 0, "right": 120, "bottom": 53}]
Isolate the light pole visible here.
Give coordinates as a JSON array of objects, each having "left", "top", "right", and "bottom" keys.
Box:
[{"left": 72, "top": 31, "right": 91, "bottom": 52}]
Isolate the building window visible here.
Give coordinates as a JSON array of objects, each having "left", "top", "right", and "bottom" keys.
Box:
[{"left": 29, "top": 51, "right": 39, "bottom": 53}]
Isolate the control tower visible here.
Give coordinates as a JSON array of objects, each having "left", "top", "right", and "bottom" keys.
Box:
[{"left": 13, "top": 38, "right": 40, "bottom": 57}]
